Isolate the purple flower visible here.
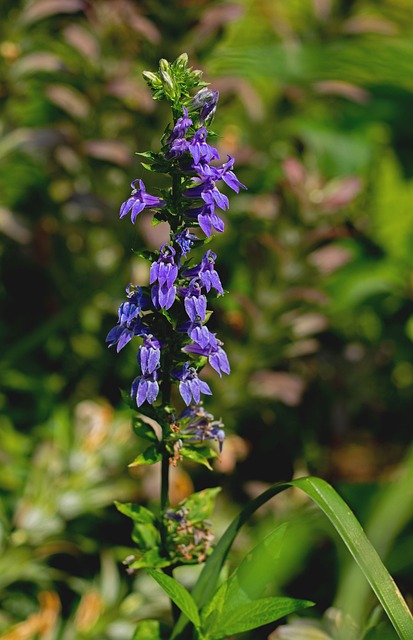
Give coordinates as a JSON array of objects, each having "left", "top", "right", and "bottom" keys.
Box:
[
  {"left": 167, "top": 137, "right": 190, "bottom": 159},
  {"left": 120, "top": 179, "right": 165, "bottom": 224},
  {"left": 172, "top": 362, "right": 212, "bottom": 405},
  {"left": 150, "top": 244, "right": 178, "bottom": 288},
  {"left": 182, "top": 250, "right": 223, "bottom": 295},
  {"left": 131, "top": 369, "right": 159, "bottom": 407},
  {"left": 106, "top": 323, "right": 140, "bottom": 352},
  {"left": 183, "top": 279, "right": 207, "bottom": 322},
  {"left": 183, "top": 332, "right": 230, "bottom": 377},
  {"left": 174, "top": 229, "right": 198, "bottom": 258},
  {"left": 139, "top": 334, "right": 161, "bottom": 374},
  {"left": 150, "top": 244, "right": 178, "bottom": 310},
  {"left": 185, "top": 178, "right": 229, "bottom": 211},
  {"left": 167, "top": 107, "right": 192, "bottom": 143},
  {"left": 177, "top": 320, "right": 213, "bottom": 349},
  {"left": 106, "top": 285, "right": 148, "bottom": 352},
  {"left": 186, "top": 203, "right": 224, "bottom": 238},
  {"left": 151, "top": 282, "right": 176, "bottom": 310},
  {"left": 196, "top": 155, "right": 246, "bottom": 193},
  {"left": 187, "top": 127, "right": 219, "bottom": 165},
  {"left": 191, "top": 88, "right": 219, "bottom": 122}
]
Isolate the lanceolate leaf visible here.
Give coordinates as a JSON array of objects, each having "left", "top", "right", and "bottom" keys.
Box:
[
  {"left": 206, "top": 596, "right": 313, "bottom": 639},
  {"left": 146, "top": 568, "right": 200, "bottom": 633},
  {"left": 173, "top": 477, "right": 413, "bottom": 640}
]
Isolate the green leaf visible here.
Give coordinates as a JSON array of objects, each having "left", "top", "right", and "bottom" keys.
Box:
[
  {"left": 180, "top": 445, "right": 217, "bottom": 469},
  {"left": 129, "top": 548, "right": 171, "bottom": 570},
  {"left": 133, "top": 420, "right": 159, "bottom": 443},
  {"left": 129, "top": 444, "right": 162, "bottom": 467},
  {"left": 241, "top": 523, "right": 288, "bottom": 598},
  {"left": 181, "top": 487, "right": 221, "bottom": 523},
  {"left": 132, "top": 619, "right": 168, "bottom": 640},
  {"left": 146, "top": 568, "right": 200, "bottom": 633},
  {"left": 114, "top": 501, "right": 155, "bottom": 524},
  {"left": 206, "top": 597, "right": 313, "bottom": 639},
  {"left": 174, "top": 477, "right": 413, "bottom": 640}
]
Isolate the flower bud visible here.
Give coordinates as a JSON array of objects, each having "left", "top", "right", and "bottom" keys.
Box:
[
  {"left": 191, "top": 87, "right": 219, "bottom": 122},
  {"left": 175, "top": 52, "right": 188, "bottom": 68},
  {"left": 142, "top": 70, "right": 161, "bottom": 89}
]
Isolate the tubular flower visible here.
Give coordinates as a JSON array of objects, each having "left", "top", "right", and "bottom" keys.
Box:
[
  {"left": 120, "top": 179, "right": 165, "bottom": 224},
  {"left": 172, "top": 362, "right": 212, "bottom": 405},
  {"left": 131, "top": 369, "right": 160, "bottom": 407},
  {"left": 183, "top": 332, "right": 230, "bottom": 377}
]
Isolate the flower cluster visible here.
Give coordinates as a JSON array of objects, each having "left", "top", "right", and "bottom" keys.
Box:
[{"left": 107, "top": 55, "right": 245, "bottom": 458}]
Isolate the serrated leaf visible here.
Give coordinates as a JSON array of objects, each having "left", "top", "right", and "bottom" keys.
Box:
[
  {"left": 180, "top": 446, "right": 217, "bottom": 469},
  {"left": 208, "top": 597, "right": 313, "bottom": 638},
  {"left": 133, "top": 420, "right": 159, "bottom": 443},
  {"left": 129, "top": 444, "right": 162, "bottom": 467},
  {"left": 147, "top": 568, "right": 200, "bottom": 632}
]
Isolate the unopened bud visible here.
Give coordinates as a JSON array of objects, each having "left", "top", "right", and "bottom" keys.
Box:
[
  {"left": 160, "top": 69, "right": 175, "bottom": 94},
  {"left": 191, "top": 87, "right": 219, "bottom": 122},
  {"left": 159, "top": 58, "right": 170, "bottom": 73},
  {"left": 175, "top": 52, "right": 188, "bottom": 68},
  {"left": 191, "top": 70, "right": 203, "bottom": 82},
  {"left": 142, "top": 70, "right": 161, "bottom": 88}
]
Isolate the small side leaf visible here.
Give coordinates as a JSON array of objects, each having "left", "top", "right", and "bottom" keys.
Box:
[
  {"left": 147, "top": 568, "right": 200, "bottom": 632},
  {"left": 129, "top": 444, "right": 162, "bottom": 467}
]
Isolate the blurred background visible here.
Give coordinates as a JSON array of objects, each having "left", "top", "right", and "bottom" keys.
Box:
[{"left": 1, "top": 0, "right": 413, "bottom": 638}]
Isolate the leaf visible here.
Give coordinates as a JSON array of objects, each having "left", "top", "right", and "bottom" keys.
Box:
[
  {"left": 129, "top": 444, "right": 162, "bottom": 467},
  {"left": 180, "top": 446, "right": 217, "bottom": 469},
  {"left": 146, "top": 568, "right": 200, "bottom": 632},
  {"left": 180, "top": 487, "right": 221, "bottom": 523},
  {"left": 234, "top": 522, "right": 289, "bottom": 600},
  {"left": 133, "top": 420, "right": 159, "bottom": 443},
  {"left": 129, "top": 549, "right": 171, "bottom": 571},
  {"left": 132, "top": 619, "right": 166, "bottom": 640},
  {"left": 206, "top": 597, "right": 313, "bottom": 638},
  {"left": 173, "top": 477, "right": 413, "bottom": 640},
  {"left": 114, "top": 501, "right": 155, "bottom": 524}
]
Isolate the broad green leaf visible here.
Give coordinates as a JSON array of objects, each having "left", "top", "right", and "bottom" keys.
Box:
[
  {"left": 207, "top": 596, "right": 313, "bottom": 639},
  {"left": 129, "top": 445, "right": 162, "bottom": 467},
  {"left": 132, "top": 522, "right": 160, "bottom": 549},
  {"left": 180, "top": 445, "right": 217, "bottom": 469},
  {"left": 146, "top": 568, "right": 200, "bottom": 632},
  {"left": 114, "top": 502, "right": 155, "bottom": 524},
  {"left": 174, "top": 477, "right": 413, "bottom": 640}
]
